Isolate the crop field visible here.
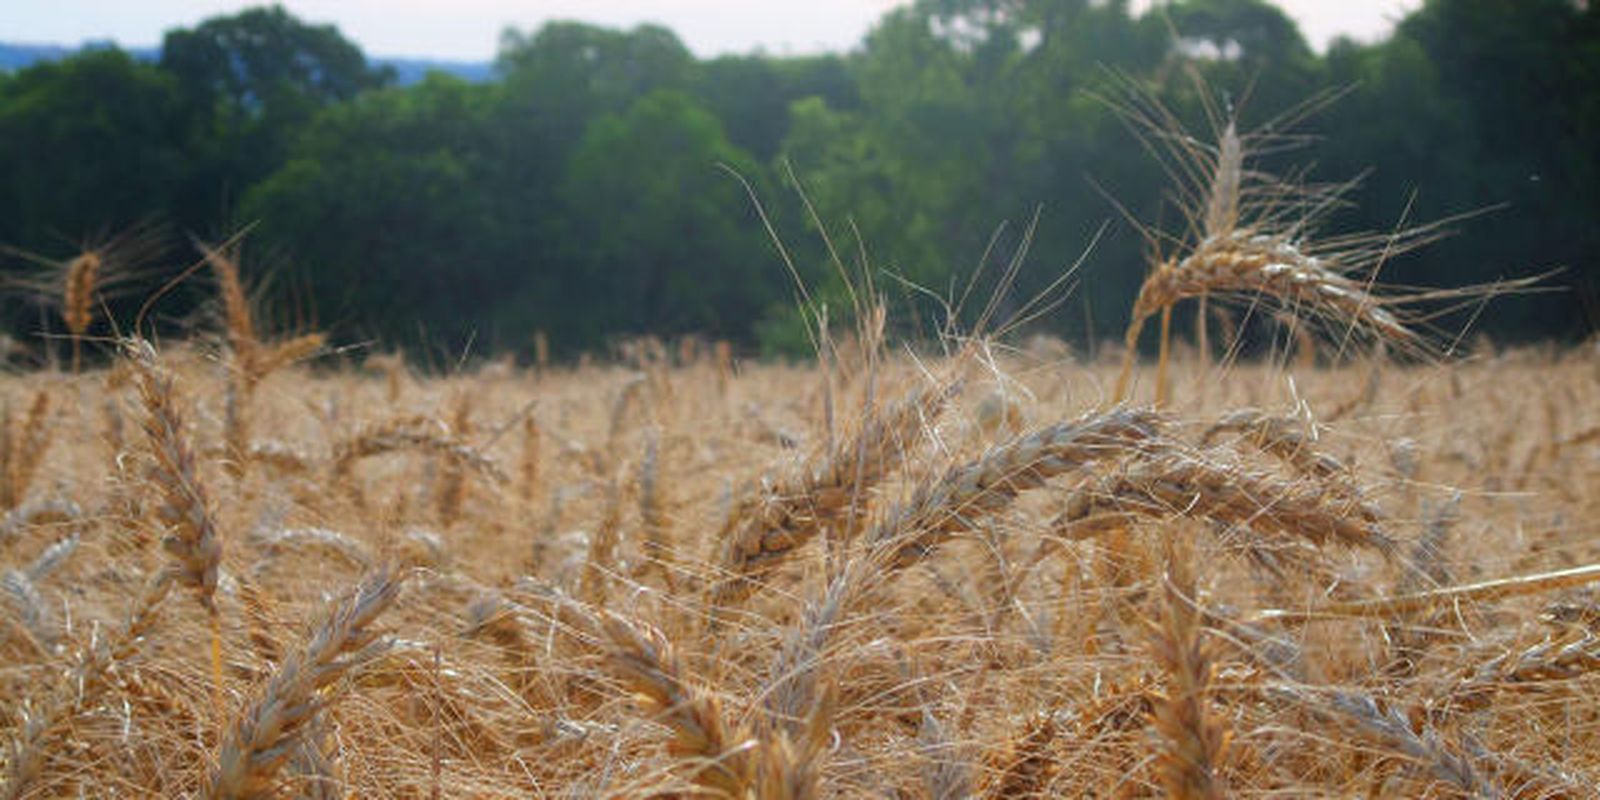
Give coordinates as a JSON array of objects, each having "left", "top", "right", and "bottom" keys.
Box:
[
  {"left": 0, "top": 323, "right": 1597, "bottom": 797},
  {"left": 2, "top": 86, "right": 1596, "bottom": 797}
]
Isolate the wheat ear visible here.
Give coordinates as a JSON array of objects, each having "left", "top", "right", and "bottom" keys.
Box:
[
  {"left": 208, "top": 568, "right": 402, "bottom": 799},
  {"left": 596, "top": 610, "right": 754, "bottom": 797},
  {"left": 1148, "top": 546, "right": 1229, "bottom": 800},
  {"left": 125, "top": 339, "right": 223, "bottom": 612},
  {"left": 197, "top": 241, "right": 260, "bottom": 386},
  {"left": 762, "top": 407, "right": 1163, "bottom": 774},
  {"left": 1053, "top": 451, "right": 1393, "bottom": 554},
  {"left": 1, "top": 390, "right": 52, "bottom": 511},
  {"left": 708, "top": 379, "right": 956, "bottom": 608},
  {"left": 62, "top": 250, "right": 100, "bottom": 372},
  {"left": 871, "top": 407, "right": 1163, "bottom": 570}
]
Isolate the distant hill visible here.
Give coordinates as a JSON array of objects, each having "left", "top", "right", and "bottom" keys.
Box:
[
  {"left": 375, "top": 57, "right": 494, "bottom": 85},
  {"left": 0, "top": 41, "right": 493, "bottom": 85},
  {"left": 0, "top": 43, "right": 79, "bottom": 71}
]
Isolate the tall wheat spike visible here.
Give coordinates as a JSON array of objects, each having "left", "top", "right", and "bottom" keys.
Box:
[
  {"left": 61, "top": 250, "right": 100, "bottom": 373},
  {"left": 125, "top": 339, "right": 223, "bottom": 613},
  {"left": 1104, "top": 91, "right": 1488, "bottom": 404}
]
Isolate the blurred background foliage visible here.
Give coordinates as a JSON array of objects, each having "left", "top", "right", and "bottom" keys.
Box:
[{"left": 0, "top": 0, "right": 1595, "bottom": 359}]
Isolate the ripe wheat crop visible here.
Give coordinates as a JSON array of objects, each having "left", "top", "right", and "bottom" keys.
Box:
[
  {"left": 0, "top": 96, "right": 1592, "bottom": 798},
  {"left": 0, "top": 328, "right": 1592, "bottom": 797}
]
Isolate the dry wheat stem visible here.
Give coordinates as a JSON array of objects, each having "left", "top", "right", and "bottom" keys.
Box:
[{"left": 1254, "top": 563, "right": 1600, "bottom": 623}]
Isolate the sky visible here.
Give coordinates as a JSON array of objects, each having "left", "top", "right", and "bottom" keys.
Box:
[{"left": 3, "top": 0, "right": 1422, "bottom": 61}]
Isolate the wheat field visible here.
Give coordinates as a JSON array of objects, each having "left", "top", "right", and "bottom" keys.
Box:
[
  {"left": 3, "top": 90, "right": 1596, "bottom": 796},
  {"left": 0, "top": 326, "right": 1596, "bottom": 797}
]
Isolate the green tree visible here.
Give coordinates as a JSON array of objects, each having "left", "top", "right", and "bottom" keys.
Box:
[
  {"left": 495, "top": 22, "right": 697, "bottom": 155},
  {"left": 243, "top": 75, "right": 508, "bottom": 349},
  {"left": 777, "top": 0, "right": 1169, "bottom": 341},
  {"left": 487, "top": 22, "right": 704, "bottom": 342},
  {"left": 1393, "top": 0, "right": 1600, "bottom": 334},
  {"left": 694, "top": 54, "right": 858, "bottom": 162},
  {"left": 561, "top": 90, "right": 775, "bottom": 343},
  {"left": 0, "top": 48, "right": 185, "bottom": 250},
  {"left": 160, "top": 4, "right": 390, "bottom": 229}
]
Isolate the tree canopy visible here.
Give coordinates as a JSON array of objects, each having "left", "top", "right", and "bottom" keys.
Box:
[{"left": 1, "top": 0, "right": 1595, "bottom": 359}]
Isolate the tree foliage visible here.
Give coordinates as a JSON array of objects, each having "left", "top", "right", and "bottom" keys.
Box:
[{"left": 0, "top": 0, "right": 1595, "bottom": 358}]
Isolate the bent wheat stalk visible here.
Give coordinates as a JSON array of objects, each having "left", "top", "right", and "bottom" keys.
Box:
[
  {"left": 1053, "top": 451, "right": 1393, "bottom": 554},
  {"left": 1253, "top": 563, "right": 1600, "bottom": 623}
]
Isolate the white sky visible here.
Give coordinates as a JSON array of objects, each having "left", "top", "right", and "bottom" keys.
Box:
[{"left": 2, "top": 1, "right": 1421, "bottom": 61}]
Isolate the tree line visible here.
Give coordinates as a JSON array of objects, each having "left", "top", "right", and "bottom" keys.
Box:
[{"left": 0, "top": 0, "right": 1595, "bottom": 361}]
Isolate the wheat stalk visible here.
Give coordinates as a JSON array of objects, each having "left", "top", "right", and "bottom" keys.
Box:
[{"left": 1254, "top": 563, "right": 1600, "bottom": 623}]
